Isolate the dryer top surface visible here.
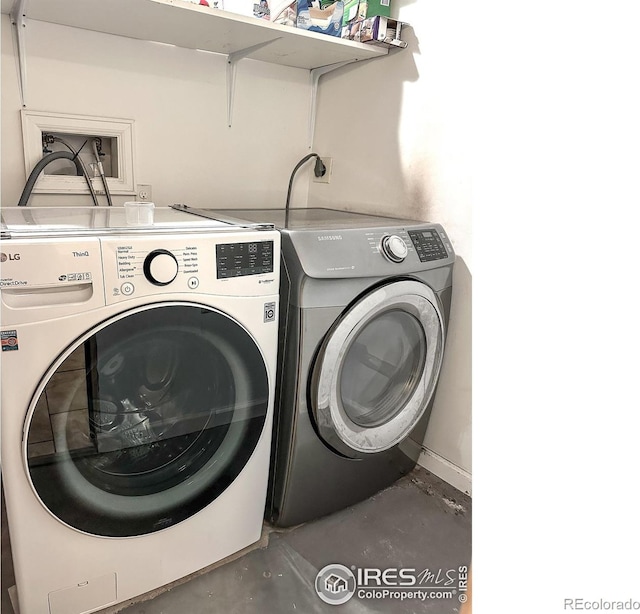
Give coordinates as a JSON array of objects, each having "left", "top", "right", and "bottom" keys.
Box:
[{"left": 187, "top": 207, "right": 427, "bottom": 231}]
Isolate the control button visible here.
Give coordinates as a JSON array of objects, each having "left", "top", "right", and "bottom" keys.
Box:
[
  {"left": 188, "top": 277, "right": 199, "bottom": 289},
  {"left": 121, "top": 282, "right": 135, "bottom": 296},
  {"left": 143, "top": 250, "right": 179, "bottom": 286},
  {"left": 380, "top": 234, "right": 408, "bottom": 263}
]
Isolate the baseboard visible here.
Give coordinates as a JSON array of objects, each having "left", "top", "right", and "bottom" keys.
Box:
[{"left": 417, "top": 447, "right": 472, "bottom": 497}]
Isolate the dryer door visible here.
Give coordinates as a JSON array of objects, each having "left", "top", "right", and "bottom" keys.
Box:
[
  {"left": 24, "top": 302, "right": 270, "bottom": 537},
  {"left": 310, "top": 280, "right": 444, "bottom": 458}
]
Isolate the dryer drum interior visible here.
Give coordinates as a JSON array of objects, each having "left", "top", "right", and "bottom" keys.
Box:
[{"left": 24, "top": 303, "right": 269, "bottom": 538}]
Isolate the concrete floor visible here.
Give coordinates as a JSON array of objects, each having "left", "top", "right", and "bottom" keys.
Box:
[{"left": 2, "top": 466, "right": 471, "bottom": 614}]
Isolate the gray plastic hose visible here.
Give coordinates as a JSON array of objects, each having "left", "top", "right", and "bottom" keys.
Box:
[
  {"left": 17, "top": 150, "right": 100, "bottom": 207},
  {"left": 92, "top": 139, "right": 113, "bottom": 207}
]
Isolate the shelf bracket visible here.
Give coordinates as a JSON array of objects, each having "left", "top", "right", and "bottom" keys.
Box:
[
  {"left": 10, "top": 0, "right": 28, "bottom": 107},
  {"left": 308, "top": 60, "right": 358, "bottom": 148},
  {"left": 226, "top": 38, "right": 282, "bottom": 127},
  {"left": 308, "top": 53, "right": 394, "bottom": 148}
]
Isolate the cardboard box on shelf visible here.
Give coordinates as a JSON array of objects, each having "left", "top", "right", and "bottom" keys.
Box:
[
  {"left": 343, "top": 15, "right": 407, "bottom": 48},
  {"left": 342, "top": 0, "right": 390, "bottom": 25},
  {"left": 297, "top": 0, "right": 345, "bottom": 37}
]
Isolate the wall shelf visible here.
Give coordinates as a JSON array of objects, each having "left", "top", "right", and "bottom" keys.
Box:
[
  {"left": 0, "top": 0, "right": 387, "bottom": 69},
  {"left": 1, "top": 0, "right": 390, "bottom": 145}
]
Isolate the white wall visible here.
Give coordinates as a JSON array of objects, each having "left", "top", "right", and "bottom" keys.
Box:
[
  {"left": 310, "top": 1, "right": 472, "bottom": 493},
  {"left": 1, "top": 16, "right": 313, "bottom": 208}
]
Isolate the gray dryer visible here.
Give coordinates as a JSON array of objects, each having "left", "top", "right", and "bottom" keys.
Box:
[{"left": 177, "top": 207, "right": 455, "bottom": 527}]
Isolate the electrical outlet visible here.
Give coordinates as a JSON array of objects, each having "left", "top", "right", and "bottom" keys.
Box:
[
  {"left": 313, "top": 157, "right": 333, "bottom": 184},
  {"left": 137, "top": 184, "right": 152, "bottom": 201}
]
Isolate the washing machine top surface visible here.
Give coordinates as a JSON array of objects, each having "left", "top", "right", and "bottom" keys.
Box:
[{"left": 0, "top": 206, "right": 268, "bottom": 239}]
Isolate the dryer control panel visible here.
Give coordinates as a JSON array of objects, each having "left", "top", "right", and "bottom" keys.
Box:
[
  {"left": 407, "top": 229, "right": 449, "bottom": 262},
  {"left": 287, "top": 223, "right": 454, "bottom": 280}
]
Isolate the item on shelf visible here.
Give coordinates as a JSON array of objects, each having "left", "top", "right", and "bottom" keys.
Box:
[
  {"left": 342, "top": 0, "right": 390, "bottom": 26},
  {"left": 223, "top": 0, "right": 294, "bottom": 23},
  {"left": 183, "top": 0, "right": 222, "bottom": 7},
  {"left": 253, "top": 0, "right": 271, "bottom": 19},
  {"left": 297, "top": 0, "right": 345, "bottom": 37},
  {"left": 343, "top": 15, "right": 407, "bottom": 48},
  {"left": 268, "top": 0, "right": 298, "bottom": 25}
]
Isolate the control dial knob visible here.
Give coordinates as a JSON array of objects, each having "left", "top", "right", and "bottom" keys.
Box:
[
  {"left": 143, "top": 249, "right": 179, "bottom": 286},
  {"left": 380, "top": 235, "right": 408, "bottom": 263}
]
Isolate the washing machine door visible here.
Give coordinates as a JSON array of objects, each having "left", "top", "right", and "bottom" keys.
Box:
[
  {"left": 311, "top": 280, "right": 444, "bottom": 458},
  {"left": 24, "top": 302, "right": 270, "bottom": 537}
]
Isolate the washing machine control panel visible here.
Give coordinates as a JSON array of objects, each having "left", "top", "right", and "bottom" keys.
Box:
[
  {"left": 101, "top": 232, "right": 279, "bottom": 304},
  {"left": 215, "top": 241, "right": 274, "bottom": 279}
]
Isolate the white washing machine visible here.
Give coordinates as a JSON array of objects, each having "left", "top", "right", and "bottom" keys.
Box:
[{"left": 0, "top": 207, "right": 280, "bottom": 614}]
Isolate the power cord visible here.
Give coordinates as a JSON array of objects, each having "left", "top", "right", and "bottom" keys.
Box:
[{"left": 285, "top": 153, "right": 326, "bottom": 227}]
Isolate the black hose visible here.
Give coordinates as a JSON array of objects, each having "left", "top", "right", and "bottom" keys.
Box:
[{"left": 17, "top": 150, "right": 100, "bottom": 207}]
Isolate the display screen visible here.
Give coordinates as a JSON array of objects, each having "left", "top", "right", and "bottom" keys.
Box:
[
  {"left": 216, "top": 241, "right": 274, "bottom": 278},
  {"left": 408, "top": 229, "right": 448, "bottom": 262}
]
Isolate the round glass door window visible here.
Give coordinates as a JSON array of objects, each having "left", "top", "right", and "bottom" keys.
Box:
[
  {"left": 25, "top": 303, "right": 269, "bottom": 537},
  {"left": 339, "top": 309, "right": 426, "bottom": 428},
  {"left": 311, "top": 280, "right": 444, "bottom": 457}
]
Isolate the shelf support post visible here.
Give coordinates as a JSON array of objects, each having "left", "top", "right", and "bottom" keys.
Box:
[
  {"left": 226, "top": 38, "right": 282, "bottom": 127},
  {"left": 10, "top": 0, "right": 28, "bottom": 107}
]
